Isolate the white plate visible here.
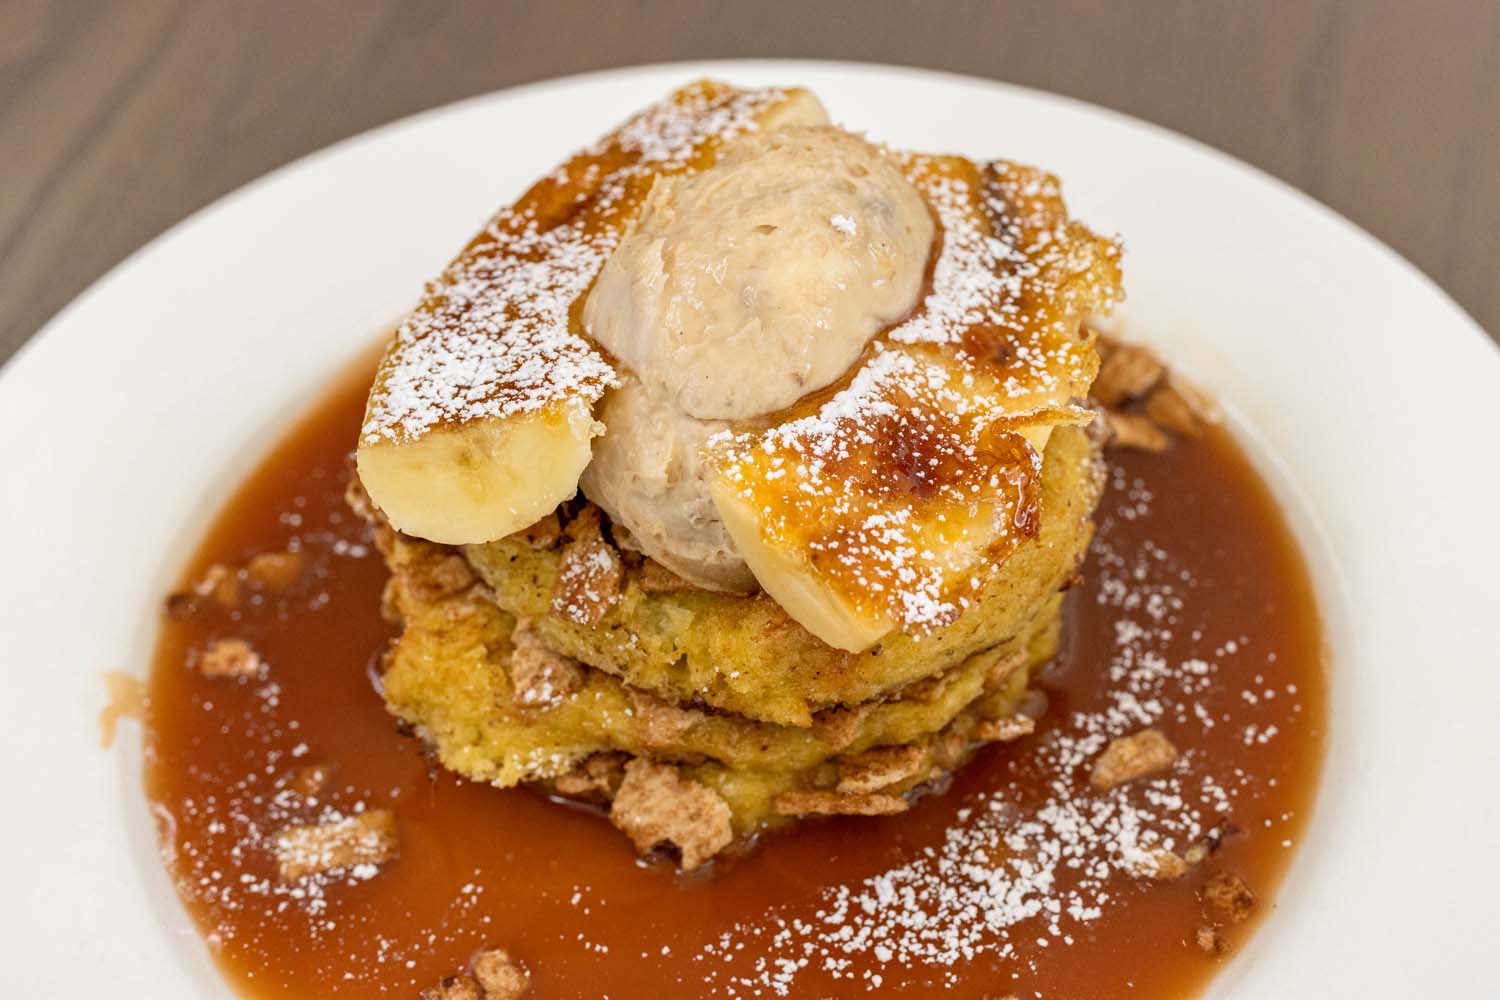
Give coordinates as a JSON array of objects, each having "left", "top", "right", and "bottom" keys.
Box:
[{"left": 2, "top": 61, "right": 1497, "bottom": 998}]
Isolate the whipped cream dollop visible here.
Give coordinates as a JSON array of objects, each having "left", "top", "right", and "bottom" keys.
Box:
[{"left": 581, "top": 122, "right": 935, "bottom": 590}]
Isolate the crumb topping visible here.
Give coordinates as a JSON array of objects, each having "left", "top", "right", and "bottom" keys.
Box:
[
  {"left": 275, "top": 808, "right": 397, "bottom": 882},
  {"left": 1089, "top": 728, "right": 1179, "bottom": 789},
  {"left": 361, "top": 82, "right": 791, "bottom": 446},
  {"left": 772, "top": 789, "right": 909, "bottom": 817},
  {"left": 549, "top": 505, "right": 624, "bottom": 625},
  {"left": 1200, "top": 869, "right": 1255, "bottom": 923},
  {"left": 835, "top": 745, "right": 927, "bottom": 795},
  {"left": 198, "top": 637, "right": 265, "bottom": 679},
  {"left": 609, "top": 759, "right": 734, "bottom": 871},
  {"left": 508, "top": 618, "right": 586, "bottom": 710},
  {"left": 471, "top": 947, "right": 531, "bottom": 1000}
]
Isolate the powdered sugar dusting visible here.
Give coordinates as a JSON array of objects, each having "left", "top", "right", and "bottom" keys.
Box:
[
  {"left": 362, "top": 82, "right": 790, "bottom": 444},
  {"left": 710, "top": 158, "right": 1121, "bottom": 633},
  {"left": 694, "top": 468, "right": 1299, "bottom": 996}
]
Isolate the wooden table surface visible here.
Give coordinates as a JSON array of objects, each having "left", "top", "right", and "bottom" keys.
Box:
[{"left": 2, "top": 0, "right": 1497, "bottom": 365}]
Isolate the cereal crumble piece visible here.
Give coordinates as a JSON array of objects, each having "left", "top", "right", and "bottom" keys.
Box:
[
  {"left": 1106, "top": 411, "right": 1170, "bottom": 452},
  {"left": 274, "top": 808, "right": 397, "bottom": 882},
  {"left": 810, "top": 703, "right": 875, "bottom": 751},
  {"left": 508, "top": 619, "right": 586, "bottom": 710},
  {"left": 511, "top": 510, "right": 562, "bottom": 550},
  {"left": 344, "top": 467, "right": 381, "bottom": 524},
  {"left": 550, "top": 506, "right": 623, "bottom": 626},
  {"left": 609, "top": 759, "right": 733, "bottom": 871},
  {"left": 1132, "top": 846, "right": 1190, "bottom": 880},
  {"left": 472, "top": 948, "right": 531, "bottom": 999},
  {"left": 929, "top": 726, "right": 971, "bottom": 771},
  {"left": 1144, "top": 383, "right": 1204, "bottom": 436},
  {"left": 1093, "top": 342, "right": 1164, "bottom": 407},
  {"left": 637, "top": 559, "right": 699, "bottom": 593},
  {"left": 405, "top": 549, "right": 478, "bottom": 604},
  {"left": 280, "top": 762, "right": 334, "bottom": 797},
  {"left": 552, "top": 752, "right": 627, "bottom": 800},
  {"left": 981, "top": 649, "right": 1028, "bottom": 691},
  {"left": 1194, "top": 924, "right": 1227, "bottom": 955},
  {"left": 1090, "top": 728, "right": 1178, "bottom": 789},
  {"left": 245, "top": 550, "right": 304, "bottom": 592},
  {"left": 836, "top": 744, "right": 926, "bottom": 795},
  {"left": 975, "top": 714, "right": 1036, "bottom": 742},
  {"left": 772, "top": 789, "right": 909, "bottom": 817},
  {"left": 195, "top": 563, "right": 242, "bottom": 607},
  {"left": 897, "top": 666, "right": 963, "bottom": 703},
  {"left": 627, "top": 688, "right": 704, "bottom": 747},
  {"left": 198, "top": 638, "right": 264, "bottom": 679},
  {"left": 420, "top": 975, "right": 482, "bottom": 1000},
  {"left": 1200, "top": 870, "right": 1256, "bottom": 923}
]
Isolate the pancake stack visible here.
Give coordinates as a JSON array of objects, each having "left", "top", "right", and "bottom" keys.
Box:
[
  {"left": 353, "top": 81, "right": 1120, "bottom": 869},
  {"left": 361, "top": 418, "right": 1101, "bottom": 869}
]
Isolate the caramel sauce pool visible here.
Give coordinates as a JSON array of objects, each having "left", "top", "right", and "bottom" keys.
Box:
[{"left": 144, "top": 358, "right": 1327, "bottom": 998}]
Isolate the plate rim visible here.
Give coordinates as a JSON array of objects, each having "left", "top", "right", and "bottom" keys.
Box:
[{"left": 2, "top": 59, "right": 1497, "bottom": 998}]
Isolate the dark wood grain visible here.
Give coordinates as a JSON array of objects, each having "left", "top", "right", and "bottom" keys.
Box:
[{"left": 2, "top": 0, "right": 1497, "bottom": 364}]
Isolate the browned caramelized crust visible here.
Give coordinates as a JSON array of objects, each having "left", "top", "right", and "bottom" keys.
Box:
[
  {"left": 708, "top": 155, "right": 1121, "bottom": 636},
  {"left": 360, "top": 82, "right": 808, "bottom": 447}
]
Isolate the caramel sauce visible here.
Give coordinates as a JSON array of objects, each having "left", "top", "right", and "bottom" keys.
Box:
[
  {"left": 145, "top": 355, "right": 1326, "bottom": 998},
  {"left": 100, "top": 670, "right": 147, "bottom": 748}
]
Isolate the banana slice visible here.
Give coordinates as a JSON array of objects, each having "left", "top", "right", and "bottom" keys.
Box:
[
  {"left": 711, "top": 479, "right": 892, "bottom": 651},
  {"left": 706, "top": 153, "right": 1120, "bottom": 652},
  {"left": 356, "top": 81, "right": 825, "bottom": 544},
  {"left": 357, "top": 398, "right": 597, "bottom": 545}
]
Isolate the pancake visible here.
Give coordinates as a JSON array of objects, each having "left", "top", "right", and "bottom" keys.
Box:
[
  {"left": 375, "top": 524, "right": 1057, "bottom": 850},
  {"left": 379, "top": 522, "right": 1061, "bottom": 787},
  {"left": 461, "top": 423, "right": 1101, "bottom": 727}
]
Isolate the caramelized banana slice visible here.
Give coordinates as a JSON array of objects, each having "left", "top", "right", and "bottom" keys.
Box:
[
  {"left": 357, "top": 82, "right": 827, "bottom": 543},
  {"left": 708, "top": 156, "right": 1121, "bottom": 651}
]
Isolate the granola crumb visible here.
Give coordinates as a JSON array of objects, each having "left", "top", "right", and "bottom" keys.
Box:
[
  {"left": 1144, "top": 383, "right": 1205, "bottom": 437},
  {"left": 975, "top": 714, "right": 1036, "bottom": 742},
  {"left": 195, "top": 563, "right": 242, "bottom": 607},
  {"left": 344, "top": 465, "right": 381, "bottom": 524},
  {"left": 897, "top": 666, "right": 963, "bottom": 703},
  {"left": 609, "top": 759, "right": 733, "bottom": 871},
  {"left": 836, "top": 744, "right": 926, "bottom": 795},
  {"left": 1106, "top": 411, "right": 1170, "bottom": 452},
  {"left": 810, "top": 703, "right": 875, "bottom": 751},
  {"left": 928, "top": 726, "right": 970, "bottom": 771},
  {"left": 627, "top": 688, "right": 704, "bottom": 747},
  {"left": 981, "top": 649, "right": 1028, "bottom": 691},
  {"left": 420, "top": 975, "right": 482, "bottom": 1000},
  {"left": 274, "top": 808, "right": 397, "bottom": 882},
  {"left": 552, "top": 752, "right": 627, "bottom": 801},
  {"left": 1194, "top": 924, "right": 1227, "bottom": 955},
  {"left": 1133, "top": 847, "right": 1190, "bottom": 880},
  {"left": 637, "top": 559, "right": 699, "bottom": 593},
  {"left": 198, "top": 638, "right": 265, "bottom": 679},
  {"left": 1090, "top": 728, "right": 1178, "bottom": 789},
  {"left": 406, "top": 550, "right": 477, "bottom": 604},
  {"left": 772, "top": 789, "right": 909, "bottom": 817},
  {"left": 280, "top": 762, "right": 334, "bottom": 797},
  {"left": 1093, "top": 342, "right": 1164, "bottom": 407},
  {"left": 511, "top": 511, "right": 562, "bottom": 550},
  {"left": 550, "top": 506, "right": 624, "bottom": 626},
  {"left": 472, "top": 947, "right": 531, "bottom": 999},
  {"left": 245, "top": 550, "right": 304, "bottom": 592},
  {"left": 508, "top": 620, "right": 586, "bottom": 710},
  {"left": 1200, "top": 870, "right": 1256, "bottom": 923}
]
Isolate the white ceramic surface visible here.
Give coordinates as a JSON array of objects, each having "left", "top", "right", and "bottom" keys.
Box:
[{"left": 2, "top": 61, "right": 1497, "bottom": 998}]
